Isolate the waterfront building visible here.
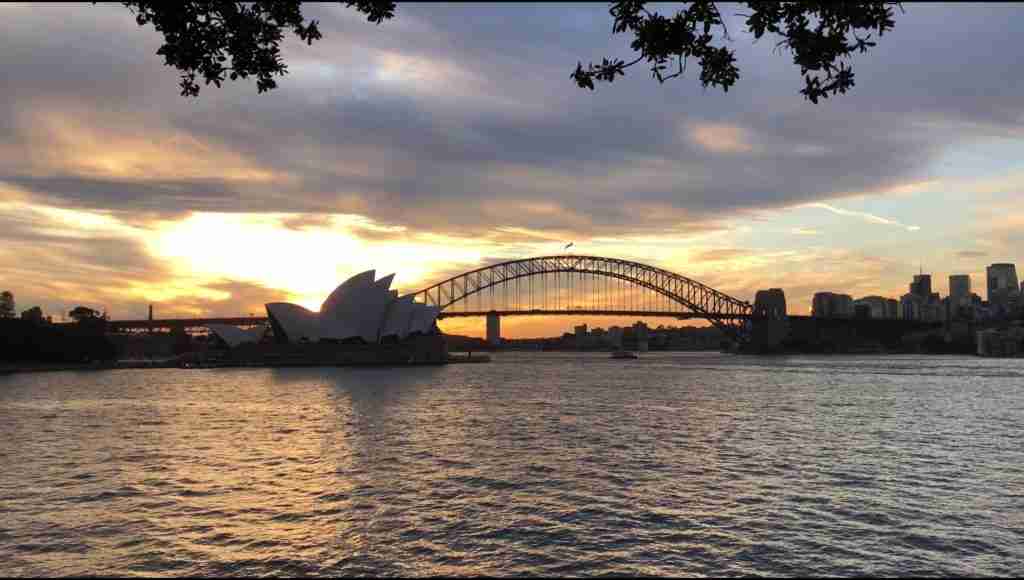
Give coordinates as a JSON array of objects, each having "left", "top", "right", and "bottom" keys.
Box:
[
  {"left": 987, "top": 263, "right": 1019, "bottom": 307},
  {"left": 574, "top": 324, "right": 589, "bottom": 349},
  {"left": 900, "top": 293, "right": 923, "bottom": 321},
  {"left": 753, "top": 288, "right": 787, "bottom": 319},
  {"left": 207, "top": 270, "right": 443, "bottom": 350},
  {"left": 947, "top": 276, "right": 981, "bottom": 321},
  {"left": 886, "top": 298, "right": 899, "bottom": 319},
  {"left": 812, "top": 292, "right": 853, "bottom": 318},
  {"left": 633, "top": 321, "right": 649, "bottom": 352},
  {"left": 206, "top": 324, "right": 267, "bottom": 347},
  {"left": 910, "top": 274, "right": 932, "bottom": 299},
  {"left": 853, "top": 296, "right": 898, "bottom": 320},
  {"left": 949, "top": 275, "right": 971, "bottom": 305},
  {"left": 607, "top": 326, "right": 624, "bottom": 349},
  {"left": 977, "top": 327, "right": 1024, "bottom": 357}
]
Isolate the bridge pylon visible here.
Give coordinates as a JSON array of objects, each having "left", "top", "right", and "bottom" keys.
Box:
[{"left": 486, "top": 311, "right": 501, "bottom": 346}]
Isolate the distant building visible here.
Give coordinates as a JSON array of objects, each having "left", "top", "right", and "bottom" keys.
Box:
[
  {"left": 853, "top": 296, "right": 897, "bottom": 320},
  {"left": 886, "top": 298, "right": 899, "bottom": 319},
  {"left": 987, "top": 263, "right": 1019, "bottom": 308},
  {"left": 949, "top": 274, "right": 971, "bottom": 305},
  {"left": 910, "top": 274, "right": 932, "bottom": 299},
  {"left": 632, "top": 321, "right": 649, "bottom": 352},
  {"left": 900, "top": 293, "right": 923, "bottom": 321},
  {"left": 607, "top": 326, "right": 624, "bottom": 349},
  {"left": 812, "top": 292, "right": 853, "bottom": 318},
  {"left": 574, "top": 324, "right": 588, "bottom": 348},
  {"left": 753, "top": 288, "right": 787, "bottom": 319},
  {"left": 947, "top": 276, "right": 979, "bottom": 321}
]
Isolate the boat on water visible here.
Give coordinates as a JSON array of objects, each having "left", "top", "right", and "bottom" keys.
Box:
[{"left": 611, "top": 350, "right": 639, "bottom": 359}]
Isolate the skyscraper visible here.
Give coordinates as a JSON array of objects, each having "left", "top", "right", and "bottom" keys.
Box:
[
  {"left": 949, "top": 274, "right": 971, "bottom": 305},
  {"left": 986, "top": 263, "right": 1019, "bottom": 306},
  {"left": 910, "top": 274, "right": 932, "bottom": 298}
]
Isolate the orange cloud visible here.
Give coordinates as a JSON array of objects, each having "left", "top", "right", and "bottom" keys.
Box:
[{"left": 688, "top": 122, "right": 756, "bottom": 154}]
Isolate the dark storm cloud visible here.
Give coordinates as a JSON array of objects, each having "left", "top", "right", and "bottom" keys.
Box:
[
  {"left": 2, "top": 3, "right": 1024, "bottom": 234},
  {"left": 8, "top": 177, "right": 245, "bottom": 213}
]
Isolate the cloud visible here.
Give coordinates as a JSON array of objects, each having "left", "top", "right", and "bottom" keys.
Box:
[
  {"left": 790, "top": 227, "right": 820, "bottom": 236},
  {"left": 955, "top": 250, "right": 988, "bottom": 259},
  {"left": 5, "top": 2, "right": 1003, "bottom": 233},
  {"left": 3, "top": 3, "right": 1024, "bottom": 327},
  {"left": 688, "top": 123, "right": 756, "bottom": 154}
]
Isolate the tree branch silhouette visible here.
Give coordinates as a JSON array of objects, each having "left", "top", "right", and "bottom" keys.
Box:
[{"left": 116, "top": 1, "right": 899, "bottom": 103}]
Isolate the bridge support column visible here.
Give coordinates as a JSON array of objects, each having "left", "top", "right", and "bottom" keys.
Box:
[{"left": 486, "top": 311, "right": 501, "bottom": 347}]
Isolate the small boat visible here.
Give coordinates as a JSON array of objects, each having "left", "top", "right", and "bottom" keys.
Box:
[{"left": 611, "top": 350, "right": 639, "bottom": 359}]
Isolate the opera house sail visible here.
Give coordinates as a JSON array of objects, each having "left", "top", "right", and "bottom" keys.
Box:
[{"left": 205, "top": 270, "right": 447, "bottom": 365}]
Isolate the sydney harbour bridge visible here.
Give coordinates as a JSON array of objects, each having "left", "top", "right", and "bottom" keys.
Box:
[{"left": 107, "top": 255, "right": 788, "bottom": 343}]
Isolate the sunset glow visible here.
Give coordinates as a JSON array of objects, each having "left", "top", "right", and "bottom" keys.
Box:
[{"left": 1, "top": 3, "right": 1022, "bottom": 336}]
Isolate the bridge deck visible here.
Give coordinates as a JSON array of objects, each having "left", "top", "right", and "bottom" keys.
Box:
[
  {"left": 439, "top": 310, "right": 752, "bottom": 319},
  {"left": 105, "top": 310, "right": 754, "bottom": 332}
]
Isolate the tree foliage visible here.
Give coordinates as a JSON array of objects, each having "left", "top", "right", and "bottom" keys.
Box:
[
  {"left": 0, "top": 291, "right": 14, "bottom": 318},
  {"left": 20, "top": 306, "right": 45, "bottom": 325},
  {"left": 119, "top": 0, "right": 396, "bottom": 97},
  {"left": 571, "top": 1, "right": 900, "bottom": 103},
  {"left": 118, "top": 1, "right": 899, "bottom": 102},
  {"left": 68, "top": 305, "right": 101, "bottom": 323},
  {"left": 0, "top": 318, "right": 116, "bottom": 363}
]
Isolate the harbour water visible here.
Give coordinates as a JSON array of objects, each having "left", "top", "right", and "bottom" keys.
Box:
[{"left": 1, "top": 352, "right": 1022, "bottom": 576}]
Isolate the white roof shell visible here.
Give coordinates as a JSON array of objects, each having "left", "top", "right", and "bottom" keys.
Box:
[
  {"left": 265, "top": 271, "right": 439, "bottom": 344},
  {"left": 206, "top": 323, "right": 266, "bottom": 347}
]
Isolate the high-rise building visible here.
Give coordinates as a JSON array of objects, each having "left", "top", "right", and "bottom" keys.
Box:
[
  {"left": 910, "top": 274, "right": 932, "bottom": 299},
  {"left": 987, "top": 263, "right": 1019, "bottom": 307},
  {"left": 812, "top": 292, "right": 854, "bottom": 318},
  {"left": 949, "top": 275, "right": 971, "bottom": 303},
  {"left": 853, "top": 296, "right": 897, "bottom": 319},
  {"left": 900, "top": 293, "right": 922, "bottom": 321}
]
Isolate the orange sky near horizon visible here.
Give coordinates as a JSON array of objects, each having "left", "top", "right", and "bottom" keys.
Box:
[{"left": 2, "top": 4, "right": 1023, "bottom": 339}]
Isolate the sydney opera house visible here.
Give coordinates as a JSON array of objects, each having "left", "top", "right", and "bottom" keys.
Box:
[{"left": 204, "top": 270, "right": 447, "bottom": 365}]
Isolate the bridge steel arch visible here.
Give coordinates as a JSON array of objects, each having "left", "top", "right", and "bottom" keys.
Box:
[{"left": 413, "top": 255, "right": 755, "bottom": 340}]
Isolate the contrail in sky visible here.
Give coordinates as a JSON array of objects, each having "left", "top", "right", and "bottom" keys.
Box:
[{"left": 805, "top": 203, "right": 921, "bottom": 232}]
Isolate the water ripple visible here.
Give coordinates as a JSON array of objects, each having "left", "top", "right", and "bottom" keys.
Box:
[{"left": 1, "top": 353, "right": 1022, "bottom": 576}]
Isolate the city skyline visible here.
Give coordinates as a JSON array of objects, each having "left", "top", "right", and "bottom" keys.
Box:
[{"left": 2, "top": 3, "right": 1023, "bottom": 338}]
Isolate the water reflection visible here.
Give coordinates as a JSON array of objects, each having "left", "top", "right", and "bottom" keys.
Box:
[{"left": 1, "top": 354, "right": 1022, "bottom": 576}]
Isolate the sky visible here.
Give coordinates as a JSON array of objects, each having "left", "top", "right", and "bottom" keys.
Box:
[{"left": 1, "top": 2, "right": 1022, "bottom": 338}]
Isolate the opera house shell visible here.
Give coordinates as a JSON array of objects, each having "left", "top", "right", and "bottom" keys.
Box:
[{"left": 206, "top": 270, "right": 441, "bottom": 347}]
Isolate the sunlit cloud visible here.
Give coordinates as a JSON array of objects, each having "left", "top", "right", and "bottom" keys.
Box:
[
  {"left": 3, "top": 3, "right": 1024, "bottom": 336},
  {"left": 688, "top": 122, "right": 756, "bottom": 154},
  {"left": 790, "top": 227, "right": 820, "bottom": 235},
  {"left": 145, "top": 211, "right": 512, "bottom": 310}
]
